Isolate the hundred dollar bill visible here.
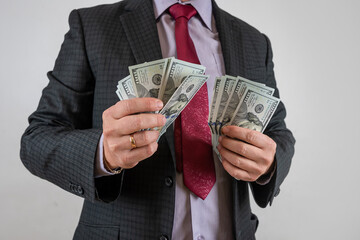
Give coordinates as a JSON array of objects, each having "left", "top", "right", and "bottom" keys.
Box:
[
  {"left": 158, "top": 74, "right": 209, "bottom": 138},
  {"left": 219, "top": 76, "right": 275, "bottom": 130},
  {"left": 210, "top": 77, "right": 226, "bottom": 134},
  {"left": 159, "top": 58, "right": 206, "bottom": 105},
  {"left": 129, "top": 58, "right": 168, "bottom": 98},
  {"left": 230, "top": 87, "right": 280, "bottom": 133},
  {"left": 214, "top": 76, "right": 237, "bottom": 134},
  {"left": 237, "top": 76, "right": 274, "bottom": 96},
  {"left": 208, "top": 77, "right": 222, "bottom": 135},
  {"left": 116, "top": 75, "right": 136, "bottom": 100}
]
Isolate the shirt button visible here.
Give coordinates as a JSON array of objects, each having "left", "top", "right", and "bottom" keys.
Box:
[
  {"left": 197, "top": 235, "right": 205, "bottom": 240},
  {"left": 165, "top": 177, "right": 173, "bottom": 187},
  {"left": 159, "top": 234, "right": 169, "bottom": 240}
]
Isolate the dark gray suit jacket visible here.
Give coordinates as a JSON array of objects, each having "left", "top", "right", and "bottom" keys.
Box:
[{"left": 20, "top": 0, "right": 295, "bottom": 239}]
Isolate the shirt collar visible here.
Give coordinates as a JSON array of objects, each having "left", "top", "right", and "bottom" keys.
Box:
[{"left": 153, "top": 0, "right": 213, "bottom": 31}]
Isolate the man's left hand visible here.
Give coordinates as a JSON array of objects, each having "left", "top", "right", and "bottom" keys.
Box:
[{"left": 217, "top": 125, "right": 277, "bottom": 182}]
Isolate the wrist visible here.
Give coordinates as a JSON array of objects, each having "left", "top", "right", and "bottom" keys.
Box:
[{"left": 103, "top": 153, "right": 122, "bottom": 174}]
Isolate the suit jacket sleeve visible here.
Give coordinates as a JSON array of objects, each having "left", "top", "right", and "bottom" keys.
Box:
[
  {"left": 250, "top": 34, "right": 296, "bottom": 208},
  {"left": 20, "top": 10, "right": 122, "bottom": 203}
]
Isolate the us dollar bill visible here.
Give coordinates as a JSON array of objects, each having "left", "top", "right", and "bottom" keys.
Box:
[
  {"left": 237, "top": 76, "right": 274, "bottom": 96},
  {"left": 208, "top": 77, "right": 222, "bottom": 135},
  {"left": 116, "top": 75, "right": 136, "bottom": 100},
  {"left": 219, "top": 76, "right": 275, "bottom": 130},
  {"left": 210, "top": 77, "right": 226, "bottom": 134},
  {"left": 158, "top": 74, "right": 209, "bottom": 137},
  {"left": 159, "top": 58, "right": 206, "bottom": 105},
  {"left": 214, "top": 76, "right": 237, "bottom": 134},
  {"left": 129, "top": 58, "right": 169, "bottom": 98},
  {"left": 230, "top": 87, "right": 280, "bottom": 133}
]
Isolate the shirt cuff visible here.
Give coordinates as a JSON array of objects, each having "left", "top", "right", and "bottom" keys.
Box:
[{"left": 95, "top": 134, "right": 115, "bottom": 178}]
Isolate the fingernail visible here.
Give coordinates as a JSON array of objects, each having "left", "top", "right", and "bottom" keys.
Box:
[
  {"left": 218, "top": 136, "right": 223, "bottom": 142},
  {"left": 156, "top": 100, "right": 163, "bottom": 109}
]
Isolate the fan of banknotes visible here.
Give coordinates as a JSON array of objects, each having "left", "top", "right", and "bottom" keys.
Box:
[
  {"left": 116, "top": 57, "right": 209, "bottom": 137},
  {"left": 116, "top": 58, "right": 280, "bottom": 146},
  {"left": 208, "top": 75, "right": 280, "bottom": 156}
]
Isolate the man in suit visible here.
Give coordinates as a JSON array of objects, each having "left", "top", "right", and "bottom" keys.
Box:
[{"left": 20, "top": 0, "right": 295, "bottom": 239}]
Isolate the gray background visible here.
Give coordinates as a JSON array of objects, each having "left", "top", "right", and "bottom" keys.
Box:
[{"left": 1, "top": 0, "right": 359, "bottom": 239}]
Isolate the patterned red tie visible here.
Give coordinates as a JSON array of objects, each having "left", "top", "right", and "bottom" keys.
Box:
[{"left": 169, "top": 4, "right": 215, "bottom": 200}]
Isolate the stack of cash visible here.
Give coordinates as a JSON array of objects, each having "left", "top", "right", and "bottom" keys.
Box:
[
  {"left": 116, "top": 57, "right": 209, "bottom": 138},
  {"left": 208, "top": 75, "right": 280, "bottom": 157},
  {"left": 116, "top": 58, "right": 280, "bottom": 147}
]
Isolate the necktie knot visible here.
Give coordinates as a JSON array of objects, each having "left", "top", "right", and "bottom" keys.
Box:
[{"left": 169, "top": 4, "right": 197, "bottom": 21}]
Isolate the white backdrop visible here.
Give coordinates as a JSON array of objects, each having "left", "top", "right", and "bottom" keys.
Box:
[{"left": 1, "top": 0, "right": 359, "bottom": 239}]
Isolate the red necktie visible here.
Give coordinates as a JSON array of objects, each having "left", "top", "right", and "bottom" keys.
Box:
[{"left": 169, "top": 4, "right": 215, "bottom": 200}]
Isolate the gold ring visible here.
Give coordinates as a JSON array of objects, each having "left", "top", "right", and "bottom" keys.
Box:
[{"left": 130, "top": 134, "right": 136, "bottom": 149}]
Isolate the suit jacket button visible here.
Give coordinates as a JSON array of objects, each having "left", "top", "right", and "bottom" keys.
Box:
[
  {"left": 77, "top": 186, "right": 84, "bottom": 195},
  {"left": 165, "top": 177, "right": 173, "bottom": 187},
  {"left": 159, "top": 234, "right": 169, "bottom": 240},
  {"left": 69, "top": 183, "right": 75, "bottom": 192}
]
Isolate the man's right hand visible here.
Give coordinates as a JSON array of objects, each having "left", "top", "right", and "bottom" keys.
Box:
[{"left": 102, "top": 98, "right": 166, "bottom": 170}]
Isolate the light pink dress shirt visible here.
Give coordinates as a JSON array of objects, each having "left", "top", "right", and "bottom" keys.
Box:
[
  {"left": 155, "top": 1, "right": 234, "bottom": 239},
  {"left": 96, "top": 0, "right": 234, "bottom": 239}
]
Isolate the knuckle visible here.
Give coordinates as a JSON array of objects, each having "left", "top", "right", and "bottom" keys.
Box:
[
  {"left": 134, "top": 117, "right": 144, "bottom": 130},
  {"left": 271, "top": 141, "right": 277, "bottom": 150},
  {"left": 254, "top": 165, "right": 263, "bottom": 175},
  {"left": 238, "top": 144, "right": 247, "bottom": 156},
  {"left": 120, "top": 155, "right": 132, "bottom": 169},
  {"left": 246, "top": 131, "right": 257, "bottom": 143},
  {"left": 122, "top": 100, "right": 132, "bottom": 115},
  {"left": 235, "top": 157, "right": 242, "bottom": 167},
  {"left": 145, "top": 145, "right": 154, "bottom": 156},
  {"left": 262, "top": 154, "right": 273, "bottom": 165},
  {"left": 142, "top": 131, "right": 152, "bottom": 143},
  {"left": 104, "top": 126, "right": 118, "bottom": 138},
  {"left": 103, "top": 129, "right": 110, "bottom": 138},
  {"left": 128, "top": 162, "right": 139, "bottom": 169},
  {"left": 233, "top": 171, "right": 242, "bottom": 181},
  {"left": 235, "top": 155, "right": 244, "bottom": 167},
  {"left": 114, "top": 101, "right": 122, "bottom": 108},
  {"left": 261, "top": 165, "right": 268, "bottom": 175},
  {"left": 146, "top": 99, "right": 154, "bottom": 110},
  {"left": 108, "top": 143, "right": 118, "bottom": 153},
  {"left": 249, "top": 174, "right": 257, "bottom": 182},
  {"left": 102, "top": 108, "right": 111, "bottom": 120},
  {"left": 103, "top": 128, "right": 112, "bottom": 137}
]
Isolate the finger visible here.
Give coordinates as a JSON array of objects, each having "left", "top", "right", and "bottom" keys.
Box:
[
  {"left": 108, "top": 98, "right": 164, "bottom": 119},
  {"left": 218, "top": 143, "right": 260, "bottom": 175},
  {"left": 219, "top": 136, "right": 264, "bottom": 162},
  {"left": 221, "top": 125, "right": 271, "bottom": 149},
  {"left": 117, "top": 131, "right": 160, "bottom": 150},
  {"left": 117, "top": 113, "right": 166, "bottom": 135},
  {"left": 121, "top": 142, "right": 158, "bottom": 168},
  {"left": 222, "top": 159, "right": 255, "bottom": 182}
]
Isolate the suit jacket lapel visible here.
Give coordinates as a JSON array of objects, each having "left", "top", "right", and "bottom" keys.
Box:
[
  {"left": 120, "top": 0, "right": 176, "bottom": 166},
  {"left": 212, "top": 1, "right": 246, "bottom": 78},
  {"left": 120, "top": 0, "right": 163, "bottom": 64}
]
